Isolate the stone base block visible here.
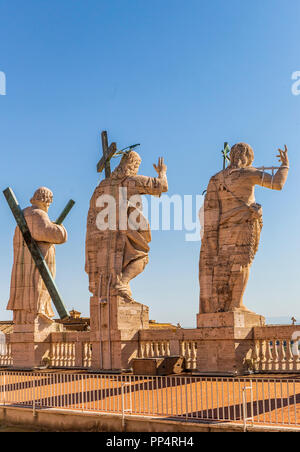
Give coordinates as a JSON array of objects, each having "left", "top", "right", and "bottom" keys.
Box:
[
  {"left": 90, "top": 296, "right": 149, "bottom": 371},
  {"left": 10, "top": 316, "right": 64, "bottom": 369},
  {"left": 197, "top": 310, "right": 265, "bottom": 329},
  {"left": 196, "top": 339, "right": 255, "bottom": 374},
  {"left": 195, "top": 311, "right": 265, "bottom": 374}
]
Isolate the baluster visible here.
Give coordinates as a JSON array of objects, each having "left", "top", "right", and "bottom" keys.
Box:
[
  {"left": 278, "top": 340, "right": 286, "bottom": 371},
  {"left": 148, "top": 342, "right": 153, "bottom": 357},
  {"left": 166, "top": 341, "right": 171, "bottom": 357},
  {"left": 250, "top": 342, "right": 259, "bottom": 372},
  {"left": 83, "top": 343, "right": 86, "bottom": 367},
  {"left": 186, "top": 342, "right": 191, "bottom": 369},
  {"left": 191, "top": 342, "right": 197, "bottom": 370},
  {"left": 71, "top": 342, "right": 76, "bottom": 367},
  {"left": 145, "top": 342, "right": 150, "bottom": 358},
  {"left": 88, "top": 343, "right": 92, "bottom": 367},
  {"left": 57, "top": 343, "right": 61, "bottom": 367},
  {"left": 69, "top": 343, "right": 74, "bottom": 367},
  {"left": 271, "top": 339, "right": 278, "bottom": 372},
  {"left": 60, "top": 343, "right": 65, "bottom": 367},
  {"left": 8, "top": 344, "right": 11, "bottom": 365},
  {"left": 53, "top": 343, "right": 57, "bottom": 367},
  {"left": 259, "top": 340, "right": 267, "bottom": 371},
  {"left": 265, "top": 340, "right": 273, "bottom": 372},
  {"left": 49, "top": 343, "right": 54, "bottom": 367},
  {"left": 58, "top": 343, "right": 62, "bottom": 367},
  {"left": 139, "top": 341, "right": 145, "bottom": 358},
  {"left": 84, "top": 343, "right": 88, "bottom": 367},
  {"left": 286, "top": 340, "right": 294, "bottom": 371},
  {"left": 180, "top": 341, "right": 185, "bottom": 359},
  {"left": 292, "top": 339, "right": 300, "bottom": 371}
]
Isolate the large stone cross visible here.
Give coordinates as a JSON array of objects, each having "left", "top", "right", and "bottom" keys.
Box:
[{"left": 96, "top": 131, "right": 117, "bottom": 178}]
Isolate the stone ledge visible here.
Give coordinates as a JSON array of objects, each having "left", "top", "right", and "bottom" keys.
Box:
[
  {"left": 0, "top": 406, "right": 298, "bottom": 432},
  {"left": 197, "top": 311, "right": 265, "bottom": 329}
]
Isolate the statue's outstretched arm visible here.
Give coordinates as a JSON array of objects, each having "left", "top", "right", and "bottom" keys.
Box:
[
  {"left": 252, "top": 146, "right": 289, "bottom": 191},
  {"left": 131, "top": 157, "right": 168, "bottom": 196}
]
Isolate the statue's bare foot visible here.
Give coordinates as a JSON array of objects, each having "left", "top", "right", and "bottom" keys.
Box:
[
  {"left": 113, "top": 283, "right": 135, "bottom": 303},
  {"left": 37, "top": 312, "right": 54, "bottom": 324}
]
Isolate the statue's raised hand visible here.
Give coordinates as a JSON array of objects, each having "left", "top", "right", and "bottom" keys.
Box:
[
  {"left": 153, "top": 157, "right": 167, "bottom": 175},
  {"left": 276, "top": 145, "right": 289, "bottom": 167}
]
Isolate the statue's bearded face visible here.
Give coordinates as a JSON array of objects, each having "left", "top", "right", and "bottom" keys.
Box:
[{"left": 230, "top": 143, "right": 254, "bottom": 168}]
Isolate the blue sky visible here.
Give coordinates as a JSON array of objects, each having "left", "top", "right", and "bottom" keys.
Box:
[{"left": 0, "top": 0, "right": 299, "bottom": 326}]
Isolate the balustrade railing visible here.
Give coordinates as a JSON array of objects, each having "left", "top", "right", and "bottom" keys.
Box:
[
  {"left": 0, "top": 343, "right": 13, "bottom": 367},
  {"left": 251, "top": 339, "right": 300, "bottom": 373}
]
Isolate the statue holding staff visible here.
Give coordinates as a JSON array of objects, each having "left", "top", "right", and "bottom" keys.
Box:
[
  {"left": 7, "top": 187, "right": 68, "bottom": 324},
  {"left": 199, "top": 143, "right": 289, "bottom": 314}
]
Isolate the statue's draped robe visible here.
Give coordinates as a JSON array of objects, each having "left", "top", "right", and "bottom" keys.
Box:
[
  {"left": 86, "top": 175, "right": 166, "bottom": 298},
  {"left": 7, "top": 206, "right": 67, "bottom": 318},
  {"left": 199, "top": 170, "right": 263, "bottom": 313}
]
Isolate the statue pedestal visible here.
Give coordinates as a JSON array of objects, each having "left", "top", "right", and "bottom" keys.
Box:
[
  {"left": 10, "top": 316, "right": 63, "bottom": 369},
  {"left": 196, "top": 311, "right": 265, "bottom": 374},
  {"left": 90, "top": 296, "right": 149, "bottom": 371}
]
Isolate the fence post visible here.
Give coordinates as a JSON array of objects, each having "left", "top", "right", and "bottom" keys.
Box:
[
  {"left": 33, "top": 374, "right": 36, "bottom": 417},
  {"left": 121, "top": 378, "right": 125, "bottom": 431},
  {"left": 3, "top": 373, "right": 6, "bottom": 406},
  {"left": 242, "top": 382, "right": 254, "bottom": 432}
]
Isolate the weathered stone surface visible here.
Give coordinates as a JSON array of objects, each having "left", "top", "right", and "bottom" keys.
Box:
[
  {"left": 10, "top": 316, "right": 63, "bottom": 369},
  {"left": 132, "top": 356, "right": 185, "bottom": 375},
  {"left": 197, "top": 311, "right": 265, "bottom": 329},
  {"left": 7, "top": 187, "right": 68, "bottom": 324},
  {"left": 199, "top": 143, "right": 289, "bottom": 314},
  {"left": 86, "top": 152, "right": 168, "bottom": 303},
  {"left": 86, "top": 152, "right": 167, "bottom": 370}
]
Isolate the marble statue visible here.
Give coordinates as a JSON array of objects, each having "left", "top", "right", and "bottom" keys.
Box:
[
  {"left": 86, "top": 152, "right": 168, "bottom": 302},
  {"left": 199, "top": 143, "right": 289, "bottom": 314},
  {"left": 7, "top": 187, "right": 68, "bottom": 324}
]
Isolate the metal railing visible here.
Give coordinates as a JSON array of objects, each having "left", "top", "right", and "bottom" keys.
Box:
[{"left": 0, "top": 371, "right": 299, "bottom": 428}]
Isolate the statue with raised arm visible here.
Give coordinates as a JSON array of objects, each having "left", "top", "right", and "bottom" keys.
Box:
[
  {"left": 86, "top": 152, "right": 168, "bottom": 303},
  {"left": 199, "top": 143, "right": 289, "bottom": 314},
  {"left": 7, "top": 187, "right": 68, "bottom": 324}
]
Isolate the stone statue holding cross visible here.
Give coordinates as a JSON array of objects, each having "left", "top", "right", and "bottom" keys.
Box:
[
  {"left": 85, "top": 132, "right": 168, "bottom": 303},
  {"left": 7, "top": 187, "right": 68, "bottom": 324}
]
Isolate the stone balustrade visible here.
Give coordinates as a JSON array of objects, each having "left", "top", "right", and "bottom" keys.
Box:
[
  {"left": 180, "top": 341, "right": 197, "bottom": 370},
  {"left": 49, "top": 332, "right": 92, "bottom": 369},
  {"left": 139, "top": 340, "right": 171, "bottom": 359},
  {"left": 50, "top": 342, "right": 76, "bottom": 368},
  {"left": 83, "top": 342, "right": 92, "bottom": 368},
  {"left": 0, "top": 340, "right": 13, "bottom": 367},
  {"left": 138, "top": 329, "right": 198, "bottom": 370},
  {"left": 4, "top": 322, "right": 300, "bottom": 374},
  {"left": 250, "top": 325, "right": 300, "bottom": 373}
]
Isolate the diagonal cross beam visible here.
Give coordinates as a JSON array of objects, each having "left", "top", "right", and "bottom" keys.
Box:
[
  {"left": 96, "top": 131, "right": 117, "bottom": 178},
  {"left": 3, "top": 187, "right": 75, "bottom": 320}
]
